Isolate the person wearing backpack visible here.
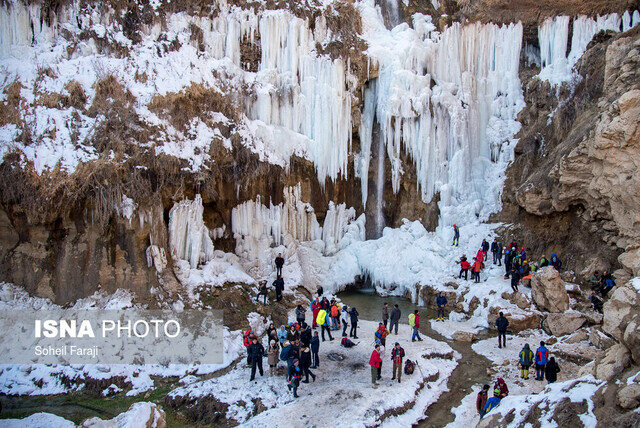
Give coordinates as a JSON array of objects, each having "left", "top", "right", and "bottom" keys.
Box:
[
  {"left": 330, "top": 302, "right": 340, "bottom": 331},
  {"left": 369, "top": 345, "right": 382, "bottom": 385},
  {"left": 550, "top": 253, "right": 562, "bottom": 270},
  {"left": 535, "top": 341, "right": 549, "bottom": 381},
  {"left": 341, "top": 336, "right": 356, "bottom": 348},
  {"left": 409, "top": 310, "right": 422, "bottom": 342},
  {"left": 389, "top": 304, "right": 401, "bottom": 334},
  {"left": 436, "top": 292, "right": 447, "bottom": 321},
  {"left": 495, "top": 312, "right": 509, "bottom": 348},
  {"left": 316, "top": 308, "right": 333, "bottom": 342},
  {"left": 375, "top": 323, "right": 389, "bottom": 347},
  {"left": 391, "top": 342, "right": 405, "bottom": 383},
  {"left": 287, "top": 359, "right": 302, "bottom": 398},
  {"left": 544, "top": 357, "right": 560, "bottom": 383},
  {"left": 310, "top": 331, "right": 320, "bottom": 368},
  {"left": 519, "top": 343, "right": 534, "bottom": 379},
  {"left": 494, "top": 378, "right": 509, "bottom": 399},
  {"left": 482, "top": 389, "right": 502, "bottom": 418},
  {"left": 476, "top": 384, "right": 490, "bottom": 417},
  {"left": 349, "top": 307, "right": 359, "bottom": 339},
  {"left": 471, "top": 258, "right": 482, "bottom": 283},
  {"left": 341, "top": 305, "right": 349, "bottom": 336},
  {"left": 404, "top": 359, "right": 415, "bottom": 375}
]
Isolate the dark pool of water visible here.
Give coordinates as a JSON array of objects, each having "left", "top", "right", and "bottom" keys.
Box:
[{"left": 337, "top": 289, "right": 437, "bottom": 324}]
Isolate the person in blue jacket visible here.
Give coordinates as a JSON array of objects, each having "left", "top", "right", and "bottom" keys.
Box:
[
  {"left": 277, "top": 325, "right": 287, "bottom": 344},
  {"left": 310, "top": 331, "right": 320, "bottom": 368},
  {"left": 550, "top": 253, "right": 562, "bottom": 270},
  {"left": 436, "top": 292, "right": 447, "bottom": 321},
  {"left": 535, "top": 341, "right": 549, "bottom": 380},
  {"left": 481, "top": 388, "right": 502, "bottom": 418}
]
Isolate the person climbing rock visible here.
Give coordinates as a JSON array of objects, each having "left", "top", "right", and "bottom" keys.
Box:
[
  {"left": 391, "top": 342, "right": 405, "bottom": 383},
  {"left": 495, "top": 312, "right": 509, "bottom": 348},
  {"left": 369, "top": 345, "right": 382, "bottom": 385},
  {"left": 310, "top": 331, "right": 320, "bottom": 368},
  {"left": 409, "top": 310, "right": 422, "bottom": 342},
  {"left": 436, "top": 292, "right": 447, "bottom": 321},
  {"left": 519, "top": 343, "right": 534, "bottom": 379},
  {"left": 477, "top": 384, "right": 490, "bottom": 418},
  {"left": 299, "top": 346, "right": 316, "bottom": 383},
  {"left": 482, "top": 389, "right": 502, "bottom": 418},
  {"left": 589, "top": 271, "right": 601, "bottom": 290},
  {"left": 550, "top": 253, "right": 562, "bottom": 270},
  {"left": 452, "top": 224, "right": 460, "bottom": 246},
  {"left": 273, "top": 275, "right": 284, "bottom": 302},
  {"left": 316, "top": 308, "right": 333, "bottom": 342},
  {"left": 247, "top": 337, "right": 265, "bottom": 381},
  {"left": 544, "top": 357, "right": 560, "bottom": 383},
  {"left": 458, "top": 255, "right": 470, "bottom": 280},
  {"left": 267, "top": 339, "right": 279, "bottom": 377},
  {"left": 389, "top": 304, "right": 401, "bottom": 335},
  {"left": 382, "top": 303, "right": 389, "bottom": 328},
  {"left": 341, "top": 305, "right": 349, "bottom": 336},
  {"left": 540, "top": 254, "right": 549, "bottom": 267},
  {"left": 535, "top": 341, "right": 549, "bottom": 381},
  {"left": 275, "top": 253, "right": 284, "bottom": 277},
  {"left": 349, "top": 307, "right": 359, "bottom": 339}
]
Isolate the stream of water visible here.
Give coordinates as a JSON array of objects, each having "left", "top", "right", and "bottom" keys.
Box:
[{"left": 337, "top": 289, "right": 492, "bottom": 426}]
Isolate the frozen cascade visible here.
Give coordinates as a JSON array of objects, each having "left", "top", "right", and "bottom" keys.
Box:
[
  {"left": 375, "top": 123, "right": 386, "bottom": 238},
  {"left": 537, "top": 12, "right": 636, "bottom": 85},
  {"left": 358, "top": 9, "right": 524, "bottom": 227},
  {"left": 168, "top": 195, "right": 215, "bottom": 269}
]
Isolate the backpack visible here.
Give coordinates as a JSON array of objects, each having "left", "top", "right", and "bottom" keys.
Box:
[
  {"left": 316, "top": 310, "right": 327, "bottom": 326},
  {"left": 330, "top": 305, "right": 339, "bottom": 317},
  {"left": 341, "top": 337, "right": 355, "bottom": 348},
  {"left": 404, "top": 359, "right": 414, "bottom": 375},
  {"left": 605, "top": 278, "right": 615, "bottom": 289},
  {"left": 279, "top": 346, "right": 290, "bottom": 361},
  {"left": 408, "top": 313, "right": 416, "bottom": 327}
]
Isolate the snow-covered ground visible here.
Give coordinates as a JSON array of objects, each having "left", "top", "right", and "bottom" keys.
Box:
[{"left": 168, "top": 318, "right": 459, "bottom": 427}]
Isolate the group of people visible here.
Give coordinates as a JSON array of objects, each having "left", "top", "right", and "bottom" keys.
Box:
[{"left": 476, "top": 378, "right": 509, "bottom": 418}]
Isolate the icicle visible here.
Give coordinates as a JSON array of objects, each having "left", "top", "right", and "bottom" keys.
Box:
[{"left": 168, "top": 195, "right": 214, "bottom": 269}]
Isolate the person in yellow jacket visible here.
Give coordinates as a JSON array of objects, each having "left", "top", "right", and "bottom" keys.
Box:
[
  {"left": 519, "top": 343, "right": 534, "bottom": 379},
  {"left": 316, "top": 309, "right": 333, "bottom": 342}
]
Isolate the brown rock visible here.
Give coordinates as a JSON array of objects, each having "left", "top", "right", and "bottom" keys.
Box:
[
  {"left": 616, "top": 384, "right": 640, "bottom": 410},
  {"left": 602, "top": 284, "right": 640, "bottom": 341},
  {"left": 452, "top": 331, "right": 477, "bottom": 342},
  {"left": 564, "top": 329, "right": 589, "bottom": 344},
  {"left": 543, "top": 312, "right": 586, "bottom": 337},
  {"left": 594, "top": 344, "right": 631, "bottom": 381},
  {"left": 488, "top": 307, "right": 541, "bottom": 333},
  {"left": 622, "top": 315, "right": 640, "bottom": 364},
  {"left": 589, "top": 327, "right": 616, "bottom": 350},
  {"left": 531, "top": 267, "right": 569, "bottom": 313}
]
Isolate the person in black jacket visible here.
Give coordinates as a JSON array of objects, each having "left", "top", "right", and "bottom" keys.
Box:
[
  {"left": 495, "top": 312, "right": 509, "bottom": 349},
  {"left": 510, "top": 265, "right": 520, "bottom": 293},
  {"left": 349, "top": 307, "right": 359, "bottom": 339},
  {"left": 273, "top": 275, "right": 284, "bottom": 301},
  {"left": 544, "top": 357, "right": 560, "bottom": 383},
  {"left": 299, "top": 347, "right": 316, "bottom": 383},
  {"left": 300, "top": 323, "right": 312, "bottom": 347},
  {"left": 310, "top": 331, "right": 320, "bottom": 368},
  {"left": 247, "top": 337, "right": 265, "bottom": 381},
  {"left": 275, "top": 253, "right": 285, "bottom": 276},
  {"left": 389, "top": 304, "right": 401, "bottom": 335},
  {"left": 391, "top": 342, "right": 405, "bottom": 383},
  {"left": 490, "top": 239, "right": 499, "bottom": 264}
]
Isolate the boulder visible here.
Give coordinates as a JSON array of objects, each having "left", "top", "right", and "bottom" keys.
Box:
[
  {"left": 452, "top": 331, "right": 477, "bottom": 342},
  {"left": 583, "top": 310, "right": 603, "bottom": 325},
  {"left": 564, "top": 329, "right": 589, "bottom": 344},
  {"left": 594, "top": 344, "right": 631, "bottom": 381},
  {"left": 589, "top": 327, "right": 616, "bottom": 350},
  {"left": 488, "top": 307, "right": 541, "bottom": 332},
  {"left": 616, "top": 384, "right": 640, "bottom": 410},
  {"left": 81, "top": 402, "right": 167, "bottom": 427},
  {"left": 602, "top": 284, "right": 640, "bottom": 341},
  {"left": 622, "top": 315, "right": 640, "bottom": 364},
  {"left": 542, "top": 312, "right": 586, "bottom": 337},
  {"left": 531, "top": 267, "right": 569, "bottom": 312}
]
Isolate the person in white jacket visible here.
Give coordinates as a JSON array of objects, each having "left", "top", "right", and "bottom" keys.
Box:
[{"left": 341, "top": 306, "right": 349, "bottom": 336}]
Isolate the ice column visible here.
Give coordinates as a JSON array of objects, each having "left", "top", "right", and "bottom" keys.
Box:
[{"left": 168, "top": 195, "right": 215, "bottom": 269}]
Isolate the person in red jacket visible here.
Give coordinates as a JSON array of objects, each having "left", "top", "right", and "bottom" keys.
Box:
[
  {"left": 243, "top": 328, "right": 254, "bottom": 365},
  {"left": 476, "top": 384, "right": 490, "bottom": 417},
  {"left": 471, "top": 258, "right": 483, "bottom": 283},
  {"left": 311, "top": 298, "right": 320, "bottom": 329},
  {"left": 369, "top": 345, "right": 382, "bottom": 385},
  {"left": 458, "top": 255, "right": 470, "bottom": 280},
  {"left": 476, "top": 248, "right": 485, "bottom": 264}
]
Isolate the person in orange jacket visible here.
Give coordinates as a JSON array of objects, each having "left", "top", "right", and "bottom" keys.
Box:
[
  {"left": 471, "top": 257, "right": 483, "bottom": 283},
  {"left": 369, "top": 345, "right": 382, "bottom": 385}
]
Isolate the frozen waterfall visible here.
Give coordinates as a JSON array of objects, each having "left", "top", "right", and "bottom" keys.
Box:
[{"left": 168, "top": 195, "right": 215, "bottom": 269}]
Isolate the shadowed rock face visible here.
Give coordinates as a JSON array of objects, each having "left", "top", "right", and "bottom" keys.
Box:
[{"left": 499, "top": 27, "right": 640, "bottom": 281}]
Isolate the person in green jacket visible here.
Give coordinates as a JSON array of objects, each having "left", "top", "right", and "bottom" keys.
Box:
[{"left": 519, "top": 343, "right": 534, "bottom": 379}]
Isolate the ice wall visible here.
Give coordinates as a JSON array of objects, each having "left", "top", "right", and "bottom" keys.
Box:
[
  {"left": 537, "top": 12, "right": 638, "bottom": 85},
  {"left": 168, "top": 195, "right": 215, "bottom": 269},
  {"left": 358, "top": 8, "right": 524, "bottom": 227}
]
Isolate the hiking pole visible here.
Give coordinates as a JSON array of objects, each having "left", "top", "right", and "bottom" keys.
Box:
[{"left": 415, "top": 360, "right": 425, "bottom": 378}]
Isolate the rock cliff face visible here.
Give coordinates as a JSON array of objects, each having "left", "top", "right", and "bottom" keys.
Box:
[{"left": 499, "top": 26, "right": 640, "bottom": 280}]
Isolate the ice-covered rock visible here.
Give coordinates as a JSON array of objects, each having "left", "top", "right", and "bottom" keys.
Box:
[
  {"left": 168, "top": 195, "right": 214, "bottom": 269},
  {"left": 531, "top": 267, "right": 569, "bottom": 313},
  {"left": 81, "top": 402, "right": 166, "bottom": 427}
]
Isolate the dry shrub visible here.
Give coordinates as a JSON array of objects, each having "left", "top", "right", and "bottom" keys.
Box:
[
  {"left": 0, "top": 81, "right": 25, "bottom": 127},
  {"left": 65, "top": 81, "right": 87, "bottom": 109},
  {"left": 148, "top": 83, "right": 239, "bottom": 132}
]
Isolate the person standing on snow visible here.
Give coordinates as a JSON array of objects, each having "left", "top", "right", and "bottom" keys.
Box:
[
  {"left": 299, "top": 346, "right": 316, "bottom": 383},
  {"left": 349, "top": 307, "right": 359, "bottom": 339},
  {"left": 519, "top": 343, "right": 534, "bottom": 379},
  {"left": 491, "top": 239, "right": 499, "bottom": 264},
  {"left": 510, "top": 265, "right": 520, "bottom": 292},
  {"left": 316, "top": 308, "right": 333, "bottom": 342},
  {"left": 495, "top": 312, "right": 509, "bottom": 348},
  {"left": 476, "top": 384, "right": 490, "bottom": 418},
  {"left": 458, "top": 255, "right": 470, "bottom": 280},
  {"left": 369, "top": 345, "right": 382, "bottom": 385},
  {"left": 311, "top": 298, "right": 321, "bottom": 329},
  {"left": 391, "top": 342, "right": 405, "bottom": 383},
  {"left": 267, "top": 340, "right": 280, "bottom": 377},
  {"left": 273, "top": 275, "right": 284, "bottom": 302},
  {"left": 496, "top": 242, "right": 503, "bottom": 266},
  {"left": 296, "top": 305, "right": 306, "bottom": 325},
  {"left": 504, "top": 250, "right": 512, "bottom": 278},
  {"left": 275, "top": 253, "right": 284, "bottom": 277},
  {"left": 310, "top": 331, "right": 320, "bottom": 368},
  {"left": 481, "top": 239, "right": 490, "bottom": 261},
  {"left": 389, "top": 304, "right": 401, "bottom": 335},
  {"left": 375, "top": 323, "right": 389, "bottom": 347},
  {"left": 471, "top": 257, "right": 482, "bottom": 283},
  {"left": 341, "top": 305, "right": 350, "bottom": 336},
  {"left": 247, "top": 337, "right": 265, "bottom": 381},
  {"left": 287, "top": 359, "right": 302, "bottom": 397},
  {"left": 382, "top": 303, "right": 389, "bottom": 328},
  {"left": 545, "top": 357, "right": 560, "bottom": 383},
  {"left": 409, "top": 310, "right": 422, "bottom": 342},
  {"left": 535, "top": 341, "right": 549, "bottom": 381},
  {"left": 452, "top": 224, "right": 460, "bottom": 246},
  {"left": 436, "top": 292, "right": 447, "bottom": 321}
]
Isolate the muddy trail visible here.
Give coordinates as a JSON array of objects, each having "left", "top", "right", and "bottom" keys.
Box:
[{"left": 337, "top": 290, "right": 493, "bottom": 427}]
